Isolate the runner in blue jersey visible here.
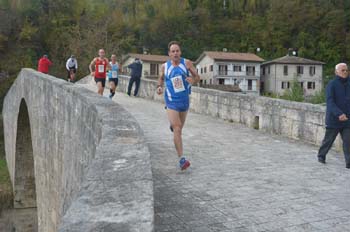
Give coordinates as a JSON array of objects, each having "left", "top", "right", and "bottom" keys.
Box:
[
  {"left": 156, "top": 41, "right": 200, "bottom": 171},
  {"left": 108, "top": 54, "right": 120, "bottom": 99}
]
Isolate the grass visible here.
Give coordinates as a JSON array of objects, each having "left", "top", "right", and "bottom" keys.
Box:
[{"left": 0, "top": 76, "right": 15, "bottom": 209}]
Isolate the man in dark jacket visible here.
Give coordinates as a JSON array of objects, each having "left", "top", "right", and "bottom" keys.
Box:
[
  {"left": 318, "top": 63, "right": 350, "bottom": 168},
  {"left": 127, "top": 58, "right": 143, "bottom": 96}
]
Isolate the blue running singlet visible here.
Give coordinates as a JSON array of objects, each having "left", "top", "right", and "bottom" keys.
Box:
[
  {"left": 164, "top": 58, "right": 191, "bottom": 112},
  {"left": 108, "top": 62, "right": 119, "bottom": 79}
]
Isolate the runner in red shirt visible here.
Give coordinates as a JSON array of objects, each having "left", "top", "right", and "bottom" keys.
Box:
[
  {"left": 37, "top": 55, "right": 52, "bottom": 74},
  {"left": 89, "top": 49, "right": 111, "bottom": 96}
]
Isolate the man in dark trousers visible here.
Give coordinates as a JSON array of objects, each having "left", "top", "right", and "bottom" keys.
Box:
[
  {"left": 318, "top": 63, "right": 350, "bottom": 169},
  {"left": 127, "top": 58, "right": 143, "bottom": 96}
]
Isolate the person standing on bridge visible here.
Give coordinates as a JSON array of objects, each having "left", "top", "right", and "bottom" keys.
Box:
[
  {"left": 37, "top": 54, "right": 52, "bottom": 74},
  {"left": 89, "top": 49, "right": 111, "bottom": 96},
  {"left": 108, "top": 54, "right": 120, "bottom": 99},
  {"left": 317, "top": 63, "right": 350, "bottom": 169},
  {"left": 156, "top": 41, "right": 200, "bottom": 170},
  {"left": 127, "top": 58, "right": 143, "bottom": 97}
]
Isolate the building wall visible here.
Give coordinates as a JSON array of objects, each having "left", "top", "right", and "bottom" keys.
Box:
[
  {"left": 262, "top": 64, "right": 277, "bottom": 94},
  {"left": 262, "top": 63, "right": 323, "bottom": 96},
  {"left": 196, "top": 56, "right": 215, "bottom": 85},
  {"left": 196, "top": 56, "right": 262, "bottom": 95}
]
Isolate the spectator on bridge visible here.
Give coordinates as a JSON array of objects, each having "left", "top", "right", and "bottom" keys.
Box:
[
  {"left": 127, "top": 58, "right": 143, "bottom": 97},
  {"left": 317, "top": 63, "right": 350, "bottom": 169},
  {"left": 37, "top": 55, "right": 52, "bottom": 74}
]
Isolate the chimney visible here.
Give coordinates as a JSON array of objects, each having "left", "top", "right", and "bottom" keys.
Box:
[{"left": 287, "top": 48, "right": 298, "bottom": 56}]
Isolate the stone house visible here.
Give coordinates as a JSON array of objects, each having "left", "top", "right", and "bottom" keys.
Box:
[
  {"left": 261, "top": 55, "right": 325, "bottom": 96},
  {"left": 122, "top": 53, "right": 168, "bottom": 79},
  {"left": 194, "top": 51, "right": 265, "bottom": 95}
]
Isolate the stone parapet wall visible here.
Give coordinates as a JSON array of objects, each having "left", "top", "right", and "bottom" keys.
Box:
[{"left": 117, "top": 75, "right": 340, "bottom": 149}]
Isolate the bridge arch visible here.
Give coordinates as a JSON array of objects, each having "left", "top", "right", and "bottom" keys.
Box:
[{"left": 14, "top": 98, "right": 37, "bottom": 210}]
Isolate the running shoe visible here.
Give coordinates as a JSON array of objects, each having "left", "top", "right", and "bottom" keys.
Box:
[
  {"left": 179, "top": 157, "right": 190, "bottom": 170},
  {"left": 109, "top": 93, "right": 114, "bottom": 99}
]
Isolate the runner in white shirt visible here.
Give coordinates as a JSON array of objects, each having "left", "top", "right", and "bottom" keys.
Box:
[{"left": 66, "top": 55, "right": 78, "bottom": 82}]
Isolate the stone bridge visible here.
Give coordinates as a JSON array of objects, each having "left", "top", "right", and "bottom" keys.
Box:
[
  {"left": 3, "top": 69, "right": 350, "bottom": 232},
  {"left": 2, "top": 69, "right": 153, "bottom": 232}
]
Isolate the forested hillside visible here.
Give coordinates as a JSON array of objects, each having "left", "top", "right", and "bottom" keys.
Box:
[{"left": 0, "top": 0, "right": 349, "bottom": 79}]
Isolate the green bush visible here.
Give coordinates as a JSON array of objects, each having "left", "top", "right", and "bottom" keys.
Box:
[
  {"left": 308, "top": 89, "right": 326, "bottom": 104},
  {"left": 262, "top": 92, "right": 279, "bottom": 99},
  {"left": 0, "top": 77, "right": 15, "bottom": 205},
  {"left": 281, "top": 78, "right": 304, "bottom": 102}
]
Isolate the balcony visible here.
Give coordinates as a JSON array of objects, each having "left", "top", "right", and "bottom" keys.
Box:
[{"left": 214, "top": 70, "right": 260, "bottom": 79}]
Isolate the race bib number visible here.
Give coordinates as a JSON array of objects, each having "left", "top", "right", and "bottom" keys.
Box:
[
  {"left": 171, "top": 75, "right": 185, "bottom": 93},
  {"left": 98, "top": 65, "right": 105, "bottom": 73},
  {"left": 112, "top": 71, "right": 117, "bottom": 78}
]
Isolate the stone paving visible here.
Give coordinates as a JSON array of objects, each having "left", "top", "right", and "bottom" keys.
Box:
[{"left": 85, "top": 85, "right": 350, "bottom": 232}]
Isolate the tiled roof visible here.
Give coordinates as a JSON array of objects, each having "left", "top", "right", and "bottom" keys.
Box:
[
  {"left": 262, "top": 55, "right": 325, "bottom": 65},
  {"left": 196, "top": 51, "right": 265, "bottom": 64},
  {"left": 123, "top": 53, "right": 168, "bottom": 63}
]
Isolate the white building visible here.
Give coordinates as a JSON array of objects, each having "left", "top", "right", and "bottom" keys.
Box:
[
  {"left": 195, "top": 51, "right": 264, "bottom": 95},
  {"left": 261, "top": 55, "right": 325, "bottom": 96},
  {"left": 122, "top": 53, "right": 168, "bottom": 79}
]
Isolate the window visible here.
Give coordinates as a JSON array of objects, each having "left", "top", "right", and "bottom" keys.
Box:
[
  {"left": 201, "top": 68, "right": 203, "bottom": 74},
  {"left": 219, "top": 65, "right": 228, "bottom": 75},
  {"left": 246, "top": 66, "right": 255, "bottom": 76},
  {"left": 204, "top": 80, "right": 207, "bottom": 85},
  {"left": 281, "top": 81, "right": 290, "bottom": 89},
  {"left": 150, "top": 63, "right": 159, "bottom": 76},
  {"left": 233, "top": 65, "right": 242, "bottom": 72},
  {"left": 267, "top": 66, "right": 270, "bottom": 74},
  {"left": 309, "top": 66, "right": 316, "bottom": 76},
  {"left": 297, "top": 66, "right": 304, "bottom": 75},
  {"left": 219, "top": 78, "right": 225, "bottom": 85},
  {"left": 210, "top": 65, "right": 213, "bottom": 72},
  {"left": 283, "top": 65, "right": 288, "bottom": 75},
  {"left": 300, "top": 82, "right": 304, "bottom": 89},
  {"left": 248, "top": 79, "right": 253, "bottom": 90},
  {"left": 262, "top": 67, "right": 265, "bottom": 75},
  {"left": 307, "top": 82, "right": 315, "bottom": 89},
  {"left": 204, "top": 67, "right": 207, "bottom": 73}
]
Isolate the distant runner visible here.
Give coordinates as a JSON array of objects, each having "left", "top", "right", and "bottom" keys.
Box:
[
  {"left": 108, "top": 54, "right": 120, "bottom": 99},
  {"left": 37, "top": 54, "right": 52, "bottom": 74},
  {"left": 89, "top": 49, "right": 111, "bottom": 96},
  {"left": 156, "top": 41, "right": 200, "bottom": 170},
  {"left": 66, "top": 55, "right": 78, "bottom": 82}
]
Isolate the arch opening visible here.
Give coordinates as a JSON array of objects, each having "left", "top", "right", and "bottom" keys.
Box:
[{"left": 13, "top": 99, "right": 38, "bottom": 229}]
